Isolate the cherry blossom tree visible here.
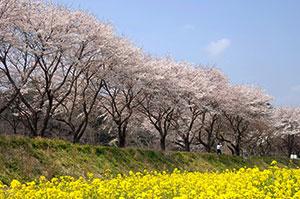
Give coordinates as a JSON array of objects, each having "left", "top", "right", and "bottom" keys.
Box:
[
  {"left": 100, "top": 40, "right": 147, "bottom": 147},
  {"left": 138, "top": 58, "right": 185, "bottom": 151},
  {"left": 170, "top": 67, "right": 229, "bottom": 152},
  {"left": 218, "top": 85, "right": 273, "bottom": 155},
  {"left": 193, "top": 68, "right": 229, "bottom": 152},
  {"left": 273, "top": 107, "right": 300, "bottom": 156},
  {"left": 46, "top": 12, "right": 133, "bottom": 143},
  {"left": 0, "top": 0, "right": 30, "bottom": 115},
  {"left": 0, "top": 0, "right": 122, "bottom": 139}
]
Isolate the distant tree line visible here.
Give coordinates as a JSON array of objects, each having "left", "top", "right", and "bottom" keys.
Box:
[{"left": 0, "top": 0, "right": 299, "bottom": 156}]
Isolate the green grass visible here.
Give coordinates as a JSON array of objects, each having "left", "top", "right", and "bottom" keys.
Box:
[{"left": 0, "top": 135, "right": 299, "bottom": 185}]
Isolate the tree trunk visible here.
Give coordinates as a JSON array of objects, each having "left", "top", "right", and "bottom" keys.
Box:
[
  {"left": 39, "top": 95, "right": 53, "bottom": 137},
  {"left": 184, "top": 142, "right": 190, "bottom": 152},
  {"left": 73, "top": 135, "right": 80, "bottom": 143},
  {"left": 235, "top": 129, "right": 242, "bottom": 156},
  {"left": 117, "top": 120, "right": 128, "bottom": 148},
  {"left": 206, "top": 145, "right": 212, "bottom": 153},
  {"left": 30, "top": 113, "right": 39, "bottom": 137},
  {"left": 118, "top": 133, "right": 126, "bottom": 148},
  {"left": 235, "top": 146, "right": 240, "bottom": 156},
  {"left": 182, "top": 137, "right": 191, "bottom": 152},
  {"left": 287, "top": 134, "right": 295, "bottom": 157},
  {"left": 228, "top": 145, "right": 235, "bottom": 155},
  {"left": 160, "top": 135, "right": 166, "bottom": 151},
  {"left": 118, "top": 126, "right": 126, "bottom": 148},
  {"left": 72, "top": 118, "right": 89, "bottom": 143},
  {"left": 13, "top": 125, "right": 17, "bottom": 134}
]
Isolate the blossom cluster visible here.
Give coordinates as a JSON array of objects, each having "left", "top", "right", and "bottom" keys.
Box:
[{"left": 1, "top": 164, "right": 300, "bottom": 198}]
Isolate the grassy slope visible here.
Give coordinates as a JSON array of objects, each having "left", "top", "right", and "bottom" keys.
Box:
[{"left": 0, "top": 135, "right": 299, "bottom": 184}]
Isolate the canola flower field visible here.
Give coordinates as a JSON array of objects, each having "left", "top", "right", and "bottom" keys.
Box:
[{"left": 0, "top": 161, "right": 299, "bottom": 199}]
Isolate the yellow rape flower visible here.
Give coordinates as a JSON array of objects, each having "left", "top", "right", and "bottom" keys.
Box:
[{"left": 0, "top": 163, "right": 300, "bottom": 199}]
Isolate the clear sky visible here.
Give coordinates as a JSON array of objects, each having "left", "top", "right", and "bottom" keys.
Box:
[{"left": 53, "top": 0, "right": 300, "bottom": 107}]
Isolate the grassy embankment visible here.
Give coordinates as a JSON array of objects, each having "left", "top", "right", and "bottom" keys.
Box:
[{"left": 0, "top": 135, "right": 299, "bottom": 184}]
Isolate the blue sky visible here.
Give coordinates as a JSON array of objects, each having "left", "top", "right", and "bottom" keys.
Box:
[{"left": 53, "top": 0, "right": 300, "bottom": 107}]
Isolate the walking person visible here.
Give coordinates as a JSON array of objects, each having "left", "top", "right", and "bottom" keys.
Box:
[{"left": 216, "top": 143, "right": 222, "bottom": 155}]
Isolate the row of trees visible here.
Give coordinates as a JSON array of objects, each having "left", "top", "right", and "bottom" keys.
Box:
[{"left": 0, "top": 0, "right": 299, "bottom": 156}]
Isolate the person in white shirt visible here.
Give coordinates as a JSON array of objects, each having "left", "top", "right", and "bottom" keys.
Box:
[{"left": 217, "top": 143, "right": 222, "bottom": 155}]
